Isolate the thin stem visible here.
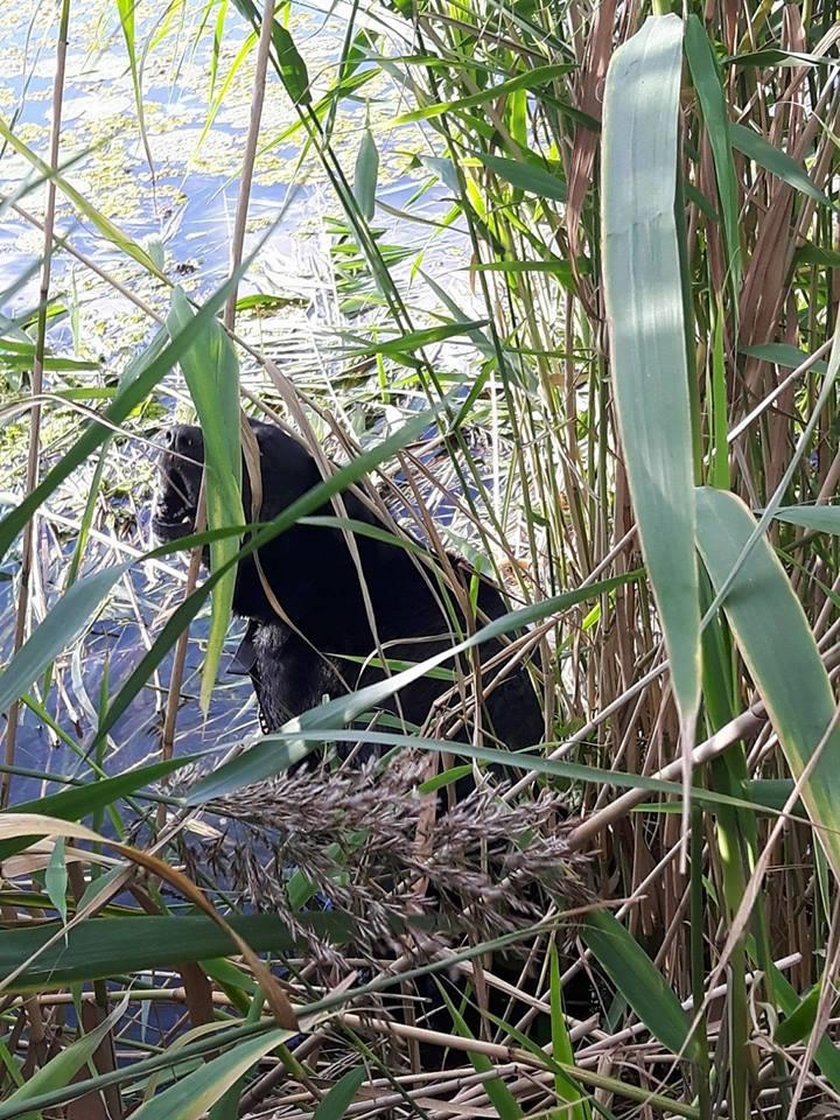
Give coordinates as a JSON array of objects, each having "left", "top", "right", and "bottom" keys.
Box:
[{"left": 2, "top": 0, "right": 71, "bottom": 807}]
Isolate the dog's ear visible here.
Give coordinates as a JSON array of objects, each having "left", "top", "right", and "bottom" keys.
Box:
[{"left": 152, "top": 425, "right": 206, "bottom": 542}]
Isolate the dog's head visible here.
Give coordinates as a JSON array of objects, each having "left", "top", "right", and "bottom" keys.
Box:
[{"left": 151, "top": 424, "right": 206, "bottom": 543}]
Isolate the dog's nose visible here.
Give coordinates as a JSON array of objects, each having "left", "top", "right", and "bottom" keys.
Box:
[{"left": 161, "top": 425, "right": 196, "bottom": 453}]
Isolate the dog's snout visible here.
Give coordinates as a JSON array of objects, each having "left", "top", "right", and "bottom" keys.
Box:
[{"left": 160, "top": 425, "right": 205, "bottom": 463}]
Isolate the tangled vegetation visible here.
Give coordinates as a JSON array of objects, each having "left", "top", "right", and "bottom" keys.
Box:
[{"left": 2, "top": 0, "right": 840, "bottom": 1116}]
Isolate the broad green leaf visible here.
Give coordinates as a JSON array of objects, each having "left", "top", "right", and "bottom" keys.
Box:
[
  {"left": 270, "top": 22, "right": 311, "bottom": 105},
  {"left": 795, "top": 242, "right": 840, "bottom": 268},
  {"left": 775, "top": 982, "right": 821, "bottom": 1046},
  {"left": 739, "top": 342, "right": 827, "bottom": 373},
  {"left": 730, "top": 122, "right": 834, "bottom": 209},
  {"left": 696, "top": 487, "right": 840, "bottom": 880},
  {"left": 684, "top": 16, "right": 741, "bottom": 314},
  {"left": 772, "top": 505, "right": 840, "bottom": 533},
  {"left": 131, "top": 1028, "right": 291, "bottom": 1120},
  {"left": 582, "top": 909, "right": 698, "bottom": 1060},
  {"left": 475, "top": 152, "right": 566, "bottom": 202},
  {"left": 167, "top": 289, "right": 243, "bottom": 713},
  {"left": 0, "top": 563, "right": 129, "bottom": 714},
  {"left": 354, "top": 128, "right": 379, "bottom": 220},
  {"left": 232, "top": 0, "right": 310, "bottom": 103},
  {"left": 601, "top": 15, "right": 701, "bottom": 732},
  {"left": 313, "top": 1067, "right": 366, "bottom": 1120},
  {"left": 0, "top": 913, "right": 350, "bottom": 993}
]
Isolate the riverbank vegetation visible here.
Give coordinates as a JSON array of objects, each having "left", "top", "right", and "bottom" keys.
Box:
[{"left": 2, "top": 0, "right": 840, "bottom": 1116}]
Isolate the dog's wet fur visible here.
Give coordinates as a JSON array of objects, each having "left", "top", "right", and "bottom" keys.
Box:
[{"left": 153, "top": 419, "right": 543, "bottom": 752}]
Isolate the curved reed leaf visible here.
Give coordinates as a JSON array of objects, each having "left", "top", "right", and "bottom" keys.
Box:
[
  {"left": 582, "top": 909, "right": 699, "bottom": 1060},
  {"left": 130, "top": 1029, "right": 292, "bottom": 1120},
  {"left": 684, "top": 16, "right": 742, "bottom": 312},
  {"left": 167, "top": 288, "right": 243, "bottom": 713},
  {"left": 729, "top": 123, "right": 834, "bottom": 209},
  {"left": 696, "top": 487, "right": 840, "bottom": 880},
  {"left": 601, "top": 14, "right": 701, "bottom": 731}
]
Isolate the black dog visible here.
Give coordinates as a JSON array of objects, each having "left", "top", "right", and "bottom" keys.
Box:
[{"left": 153, "top": 419, "right": 543, "bottom": 755}]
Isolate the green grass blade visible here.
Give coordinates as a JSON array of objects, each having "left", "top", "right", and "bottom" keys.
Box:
[
  {"left": 396, "top": 64, "right": 576, "bottom": 123},
  {"left": 601, "top": 14, "right": 701, "bottom": 731},
  {"left": 729, "top": 122, "right": 834, "bottom": 209},
  {"left": 549, "top": 943, "right": 591, "bottom": 1119},
  {"left": 130, "top": 1029, "right": 292, "bottom": 1120},
  {"left": 167, "top": 288, "right": 243, "bottom": 713},
  {"left": 313, "top": 1068, "right": 366, "bottom": 1120},
  {"left": 582, "top": 909, "right": 699, "bottom": 1060},
  {"left": 2, "top": 995, "right": 126, "bottom": 1106},
  {"left": 684, "top": 16, "right": 742, "bottom": 315},
  {"left": 0, "top": 563, "right": 129, "bottom": 714},
  {"left": 696, "top": 487, "right": 840, "bottom": 880}
]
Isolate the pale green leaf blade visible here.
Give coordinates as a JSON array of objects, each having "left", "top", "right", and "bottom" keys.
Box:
[
  {"left": 474, "top": 152, "right": 566, "bottom": 202},
  {"left": 773, "top": 505, "right": 840, "bottom": 533},
  {"left": 167, "top": 289, "right": 243, "bottom": 713},
  {"left": 44, "top": 836, "right": 68, "bottom": 926},
  {"left": 696, "top": 486, "right": 840, "bottom": 880},
  {"left": 601, "top": 14, "right": 701, "bottom": 727},
  {"left": 354, "top": 128, "right": 379, "bottom": 220},
  {"left": 130, "top": 1029, "right": 291, "bottom": 1120},
  {"left": 684, "top": 15, "right": 742, "bottom": 308},
  {"left": 0, "top": 563, "right": 129, "bottom": 714}
]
